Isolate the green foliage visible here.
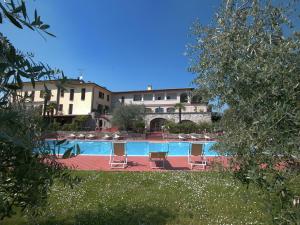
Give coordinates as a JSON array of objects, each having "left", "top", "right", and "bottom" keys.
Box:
[
  {"left": 0, "top": 106, "right": 77, "bottom": 220},
  {"left": 165, "top": 120, "right": 213, "bottom": 134},
  {"left": 111, "top": 104, "right": 145, "bottom": 132},
  {"left": 0, "top": 0, "right": 61, "bottom": 108},
  {"left": 61, "top": 123, "right": 78, "bottom": 131},
  {"left": 0, "top": 0, "right": 55, "bottom": 36},
  {"left": 49, "top": 122, "right": 60, "bottom": 131},
  {"left": 188, "top": 0, "right": 300, "bottom": 223},
  {"left": 174, "top": 103, "right": 186, "bottom": 123},
  {"left": 0, "top": 1, "right": 77, "bottom": 221},
  {"left": 74, "top": 115, "right": 90, "bottom": 128}
]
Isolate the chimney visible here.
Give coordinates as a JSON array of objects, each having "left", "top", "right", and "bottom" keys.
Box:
[{"left": 147, "top": 85, "right": 152, "bottom": 91}]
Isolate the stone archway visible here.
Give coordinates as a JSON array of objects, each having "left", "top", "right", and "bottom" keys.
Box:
[{"left": 150, "top": 118, "right": 167, "bottom": 132}]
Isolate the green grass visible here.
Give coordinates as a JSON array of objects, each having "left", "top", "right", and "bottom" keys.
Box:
[{"left": 4, "top": 171, "right": 271, "bottom": 225}]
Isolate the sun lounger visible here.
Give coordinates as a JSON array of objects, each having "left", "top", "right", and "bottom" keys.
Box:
[
  {"left": 113, "top": 133, "right": 121, "bottom": 140},
  {"left": 204, "top": 135, "right": 211, "bottom": 141},
  {"left": 77, "top": 134, "right": 85, "bottom": 139},
  {"left": 178, "top": 134, "right": 188, "bottom": 141},
  {"left": 188, "top": 142, "right": 207, "bottom": 170},
  {"left": 190, "top": 133, "right": 200, "bottom": 141},
  {"left": 149, "top": 151, "right": 168, "bottom": 169},
  {"left": 86, "top": 134, "right": 96, "bottom": 139},
  {"left": 103, "top": 134, "right": 112, "bottom": 140},
  {"left": 68, "top": 133, "right": 76, "bottom": 139},
  {"left": 109, "top": 142, "right": 127, "bottom": 168}
]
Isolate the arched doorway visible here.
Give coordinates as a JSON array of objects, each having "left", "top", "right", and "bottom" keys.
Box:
[{"left": 150, "top": 118, "right": 167, "bottom": 132}]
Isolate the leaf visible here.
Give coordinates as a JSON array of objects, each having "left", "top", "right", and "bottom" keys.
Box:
[
  {"left": 3, "top": 11, "right": 23, "bottom": 29},
  {"left": 4, "top": 84, "right": 21, "bottom": 90},
  {"left": 27, "top": 66, "right": 43, "bottom": 73},
  {"left": 0, "top": 11, "right": 2, "bottom": 23},
  {"left": 44, "top": 30, "right": 56, "bottom": 37},
  {"left": 6, "top": 70, "right": 15, "bottom": 76},
  {"left": 40, "top": 24, "right": 50, "bottom": 30},
  {"left": 21, "top": 0, "right": 26, "bottom": 19},
  {"left": 34, "top": 9, "right": 37, "bottom": 20},
  {"left": 56, "top": 139, "right": 67, "bottom": 146},
  {"left": 62, "top": 147, "right": 73, "bottom": 159},
  {"left": 12, "top": 6, "right": 22, "bottom": 14}
]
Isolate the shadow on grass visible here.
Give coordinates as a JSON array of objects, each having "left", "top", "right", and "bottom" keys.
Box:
[{"left": 37, "top": 203, "right": 174, "bottom": 225}]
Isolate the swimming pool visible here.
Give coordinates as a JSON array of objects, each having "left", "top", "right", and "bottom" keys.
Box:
[{"left": 47, "top": 140, "right": 218, "bottom": 156}]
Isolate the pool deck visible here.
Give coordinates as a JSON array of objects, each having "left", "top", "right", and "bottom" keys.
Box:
[{"left": 57, "top": 155, "right": 229, "bottom": 171}]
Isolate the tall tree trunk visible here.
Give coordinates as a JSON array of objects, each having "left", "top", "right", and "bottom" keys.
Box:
[
  {"left": 55, "top": 86, "right": 60, "bottom": 115},
  {"left": 179, "top": 108, "right": 182, "bottom": 123}
]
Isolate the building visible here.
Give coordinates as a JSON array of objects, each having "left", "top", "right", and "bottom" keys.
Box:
[{"left": 17, "top": 79, "right": 211, "bottom": 131}]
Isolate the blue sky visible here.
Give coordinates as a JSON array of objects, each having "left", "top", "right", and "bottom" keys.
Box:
[{"left": 2, "top": 0, "right": 221, "bottom": 91}]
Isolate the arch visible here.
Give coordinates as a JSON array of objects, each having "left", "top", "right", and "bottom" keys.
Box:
[
  {"left": 191, "top": 94, "right": 202, "bottom": 104},
  {"left": 180, "top": 93, "right": 188, "bottom": 103},
  {"left": 150, "top": 118, "right": 167, "bottom": 132}
]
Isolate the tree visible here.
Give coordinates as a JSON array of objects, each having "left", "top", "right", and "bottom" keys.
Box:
[
  {"left": 0, "top": 0, "right": 75, "bottom": 220},
  {"left": 111, "top": 105, "right": 145, "bottom": 131},
  {"left": 174, "top": 103, "right": 186, "bottom": 123},
  {"left": 188, "top": 0, "right": 300, "bottom": 223}
]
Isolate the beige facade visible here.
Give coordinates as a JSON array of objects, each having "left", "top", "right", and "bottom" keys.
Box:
[
  {"left": 111, "top": 89, "right": 208, "bottom": 114},
  {"left": 16, "top": 79, "right": 211, "bottom": 130},
  {"left": 18, "top": 80, "right": 111, "bottom": 116}
]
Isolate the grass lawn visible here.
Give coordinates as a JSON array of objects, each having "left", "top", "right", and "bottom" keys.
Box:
[{"left": 4, "top": 171, "right": 270, "bottom": 225}]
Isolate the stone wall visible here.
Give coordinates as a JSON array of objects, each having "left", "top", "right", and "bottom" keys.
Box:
[{"left": 145, "top": 112, "right": 211, "bottom": 128}]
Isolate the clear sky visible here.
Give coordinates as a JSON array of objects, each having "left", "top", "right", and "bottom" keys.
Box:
[{"left": 2, "top": 0, "right": 221, "bottom": 92}]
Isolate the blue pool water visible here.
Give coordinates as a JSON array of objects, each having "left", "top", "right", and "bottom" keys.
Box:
[{"left": 47, "top": 140, "right": 218, "bottom": 156}]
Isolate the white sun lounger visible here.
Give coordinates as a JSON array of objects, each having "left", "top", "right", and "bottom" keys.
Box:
[
  {"left": 188, "top": 142, "right": 207, "bottom": 170},
  {"left": 109, "top": 142, "right": 127, "bottom": 168}
]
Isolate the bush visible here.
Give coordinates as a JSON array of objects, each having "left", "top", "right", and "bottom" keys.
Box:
[{"left": 165, "top": 121, "right": 214, "bottom": 134}]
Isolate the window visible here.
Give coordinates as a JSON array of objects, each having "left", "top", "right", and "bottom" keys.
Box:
[
  {"left": 180, "top": 93, "right": 188, "bottom": 103},
  {"left": 167, "top": 93, "right": 177, "bottom": 100},
  {"left": 107, "top": 94, "right": 110, "bottom": 102},
  {"left": 31, "top": 91, "right": 35, "bottom": 101},
  {"left": 155, "top": 107, "right": 164, "bottom": 113},
  {"left": 81, "top": 88, "right": 86, "bottom": 100},
  {"left": 133, "top": 94, "right": 142, "bottom": 101},
  {"left": 155, "top": 93, "right": 164, "bottom": 100},
  {"left": 143, "top": 94, "right": 152, "bottom": 101},
  {"left": 121, "top": 96, "right": 125, "bottom": 104},
  {"left": 70, "top": 89, "right": 74, "bottom": 101},
  {"left": 60, "top": 89, "right": 64, "bottom": 97},
  {"left": 59, "top": 104, "right": 63, "bottom": 111},
  {"left": 191, "top": 95, "right": 202, "bottom": 104},
  {"left": 39, "top": 90, "right": 44, "bottom": 98},
  {"left": 99, "top": 91, "right": 104, "bottom": 99},
  {"left": 167, "top": 107, "right": 175, "bottom": 113},
  {"left": 68, "top": 104, "right": 73, "bottom": 114}
]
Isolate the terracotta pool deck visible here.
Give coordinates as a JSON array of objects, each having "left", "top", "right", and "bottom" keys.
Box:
[{"left": 58, "top": 155, "right": 229, "bottom": 171}]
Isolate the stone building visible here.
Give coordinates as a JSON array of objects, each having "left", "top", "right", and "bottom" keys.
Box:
[{"left": 17, "top": 80, "right": 211, "bottom": 131}]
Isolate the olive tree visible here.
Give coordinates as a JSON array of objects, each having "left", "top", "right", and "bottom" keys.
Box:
[
  {"left": 188, "top": 0, "right": 300, "bottom": 223},
  {"left": 0, "top": 0, "right": 76, "bottom": 220},
  {"left": 112, "top": 105, "right": 145, "bottom": 132}
]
